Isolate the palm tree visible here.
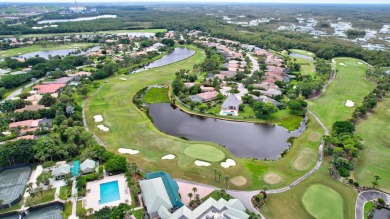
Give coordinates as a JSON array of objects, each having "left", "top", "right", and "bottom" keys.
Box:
[
  {"left": 224, "top": 175, "right": 230, "bottom": 189},
  {"left": 218, "top": 170, "right": 223, "bottom": 182},
  {"left": 214, "top": 168, "right": 218, "bottom": 181},
  {"left": 192, "top": 187, "right": 197, "bottom": 197},
  {"left": 37, "top": 187, "right": 44, "bottom": 197},
  {"left": 188, "top": 193, "right": 193, "bottom": 201},
  {"left": 88, "top": 208, "right": 94, "bottom": 215}
]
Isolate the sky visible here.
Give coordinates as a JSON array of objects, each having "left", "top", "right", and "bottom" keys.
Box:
[{"left": 2, "top": 0, "right": 390, "bottom": 4}]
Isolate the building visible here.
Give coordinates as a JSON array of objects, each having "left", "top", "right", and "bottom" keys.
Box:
[
  {"left": 80, "top": 159, "right": 96, "bottom": 174},
  {"left": 253, "top": 95, "right": 282, "bottom": 107},
  {"left": 139, "top": 172, "right": 183, "bottom": 219},
  {"left": 220, "top": 94, "right": 242, "bottom": 116},
  {"left": 44, "top": 77, "right": 73, "bottom": 85},
  {"left": 14, "top": 105, "right": 45, "bottom": 113},
  {"left": 33, "top": 84, "right": 66, "bottom": 94},
  {"left": 190, "top": 91, "right": 219, "bottom": 103},
  {"left": 67, "top": 71, "right": 92, "bottom": 77},
  {"left": 200, "top": 86, "right": 215, "bottom": 92},
  {"left": 8, "top": 119, "right": 50, "bottom": 134},
  {"left": 158, "top": 197, "right": 249, "bottom": 219},
  {"left": 53, "top": 164, "right": 71, "bottom": 179}
]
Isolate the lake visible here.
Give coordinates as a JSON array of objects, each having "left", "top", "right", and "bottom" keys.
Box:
[
  {"left": 132, "top": 47, "right": 195, "bottom": 73},
  {"left": 290, "top": 53, "right": 313, "bottom": 60},
  {"left": 148, "top": 103, "right": 306, "bottom": 160},
  {"left": 38, "top": 15, "right": 117, "bottom": 24},
  {"left": 20, "top": 46, "right": 100, "bottom": 59}
]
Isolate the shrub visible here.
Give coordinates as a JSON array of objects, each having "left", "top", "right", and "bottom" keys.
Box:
[
  {"left": 42, "top": 161, "right": 55, "bottom": 168},
  {"left": 378, "top": 198, "right": 386, "bottom": 205},
  {"left": 354, "top": 182, "right": 360, "bottom": 187}
]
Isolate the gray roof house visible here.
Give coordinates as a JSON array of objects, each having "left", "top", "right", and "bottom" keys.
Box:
[
  {"left": 80, "top": 159, "right": 96, "bottom": 174},
  {"left": 158, "top": 197, "right": 249, "bottom": 219},
  {"left": 53, "top": 163, "right": 71, "bottom": 179},
  {"left": 253, "top": 95, "right": 282, "bottom": 107},
  {"left": 220, "top": 94, "right": 242, "bottom": 116}
]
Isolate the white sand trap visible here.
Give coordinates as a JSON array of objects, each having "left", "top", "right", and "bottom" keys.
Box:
[
  {"left": 119, "top": 78, "right": 127, "bottom": 81},
  {"left": 345, "top": 100, "right": 355, "bottom": 107},
  {"left": 118, "top": 148, "right": 139, "bottom": 155},
  {"left": 195, "top": 160, "right": 211, "bottom": 167},
  {"left": 93, "top": 115, "right": 103, "bottom": 122},
  {"left": 97, "top": 124, "right": 109, "bottom": 131},
  {"left": 340, "top": 63, "right": 347, "bottom": 66},
  {"left": 221, "top": 159, "right": 236, "bottom": 168},
  {"left": 162, "top": 154, "right": 176, "bottom": 160},
  {"left": 358, "top": 62, "right": 364, "bottom": 65}
]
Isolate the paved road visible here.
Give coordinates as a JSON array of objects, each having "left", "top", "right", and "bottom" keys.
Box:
[
  {"left": 356, "top": 190, "right": 390, "bottom": 219},
  {"left": 247, "top": 53, "right": 259, "bottom": 76},
  {"left": 0, "top": 79, "right": 44, "bottom": 104}
]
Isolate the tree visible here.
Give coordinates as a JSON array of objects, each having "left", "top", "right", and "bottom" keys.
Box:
[
  {"left": 34, "top": 137, "right": 56, "bottom": 162},
  {"left": 37, "top": 186, "right": 44, "bottom": 197},
  {"left": 192, "top": 187, "right": 197, "bottom": 197},
  {"left": 162, "top": 38, "right": 175, "bottom": 47},
  {"left": 188, "top": 192, "right": 193, "bottom": 201},
  {"left": 214, "top": 168, "right": 218, "bottom": 181},
  {"left": 37, "top": 171, "right": 52, "bottom": 186},
  {"left": 288, "top": 99, "right": 307, "bottom": 112},
  {"left": 252, "top": 102, "right": 278, "bottom": 118},
  {"left": 372, "top": 175, "right": 381, "bottom": 188},
  {"left": 332, "top": 121, "right": 355, "bottom": 135},
  {"left": 105, "top": 156, "right": 127, "bottom": 174},
  {"left": 224, "top": 175, "right": 230, "bottom": 189},
  {"left": 38, "top": 94, "right": 57, "bottom": 107}
]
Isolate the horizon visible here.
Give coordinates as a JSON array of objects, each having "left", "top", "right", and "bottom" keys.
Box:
[{"left": 1, "top": 0, "right": 390, "bottom": 5}]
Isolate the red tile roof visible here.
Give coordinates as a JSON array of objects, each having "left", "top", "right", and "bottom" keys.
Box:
[{"left": 33, "top": 84, "right": 66, "bottom": 94}]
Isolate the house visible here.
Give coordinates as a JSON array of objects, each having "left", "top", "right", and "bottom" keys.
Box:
[
  {"left": 14, "top": 105, "right": 45, "bottom": 113},
  {"left": 219, "top": 71, "right": 237, "bottom": 77},
  {"left": 80, "top": 159, "right": 96, "bottom": 174},
  {"left": 67, "top": 71, "right": 92, "bottom": 77},
  {"left": 259, "top": 88, "right": 283, "bottom": 97},
  {"left": 53, "top": 164, "right": 71, "bottom": 179},
  {"left": 184, "top": 82, "right": 197, "bottom": 88},
  {"left": 190, "top": 91, "right": 219, "bottom": 103},
  {"left": 44, "top": 77, "right": 73, "bottom": 85},
  {"left": 200, "top": 86, "right": 215, "bottom": 92},
  {"left": 26, "top": 94, "right": 43, "bottom": 105},
  {"left": 253, "top": 82, "right": 279, "bottom": 90},
  {"left": 158, "top": 197, "right": 249, "bottom": 219},
  {"left": 220, "top": 94, "right": 242, "bottom": 116},
  {"left": 253, "top": 95, "right": 282, "bottom": 107},
  {"left": 139, "top": 172, "right": 183, "bottom": 218},
  {"left": 33, "top": 84, "right": 66, "bottom": 94}
]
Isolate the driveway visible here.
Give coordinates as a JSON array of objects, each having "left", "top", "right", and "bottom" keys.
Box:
[{"left": 356, "top": 190, "right": 390, "bottom": 219}]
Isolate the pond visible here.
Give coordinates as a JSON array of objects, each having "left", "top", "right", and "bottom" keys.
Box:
[
  {"left": 148, "top": 103, "right": 306, "bottom": 160},
  {"left": 289, "top": 53, "right": 313, "bottom": 60},
  {"left": 23, "top": 203, "right": 63, "bottom": 219},
  {"left": 20, "top": 46, "right": 100, "bottom": 59},
  {"left": 132, "top": 47, "right": 195, "bottom": 73},
  {"left": 38, "top": 15, "right": 117, "bottom": 24},
  {"left": 372, "top": 207, "right": 390, "bottom": 219}
]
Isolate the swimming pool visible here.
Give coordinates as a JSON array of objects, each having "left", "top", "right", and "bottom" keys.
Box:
[
  {"left": 99, "top": 180, "right": 120, "bottom": 204},
  {"left": 72, "top": 160, "right": 79, "bottom": 176}
]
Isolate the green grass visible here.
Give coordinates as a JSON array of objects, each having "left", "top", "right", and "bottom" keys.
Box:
[
  {"left": 63, "top": 201, "right": 73, "bottom": 218},
  {"left": 353, "top": 97, "right": 390, "bottom": 192},
  {"left": 260, "top": 159, "right": 357, "bottom": 219},
  {"left": 201, "top": 190, "right": 232, "bottom": 201},
  {"left": 302, "top": 184, "right": 344, "bottom": 219},
  {"left": 133, "top": 208, "right": 145, "bottom": 219},
  {"left": 184, "top": 144, "right": 225, "bottom": 162},
  {"left": 85, "top": 45, "right": 324, "bottom": 190},
  {"left": 0, "top": 200, "right": 22, "bottom": 213},
  {"left": 25, "top": 188, "right": 56, "bottom": 207},
  {"left": 0, "top": 29, "right": 167, "bottom": 38},
  {"left": 289, "top": 49, "right": 316, "bottom": 58},
  {"left": 143, "top": 87, "right": 170, "bottom": 104},
  {"left": 364, "top": 201, "right": 375, "bottom": 219},
  {"left": 0, "top": 43, "right": 96, "bottom": 57},
  {"left": 308, "top": 57, "right": 376, "bottom": 130},
  {"left": 291, "top": 57, "right": 315, "bottom": 76},
  {"left": 59, "top": 185, "right": 71, "bottom": 200}
]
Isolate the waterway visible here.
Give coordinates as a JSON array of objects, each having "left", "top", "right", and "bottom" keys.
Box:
[
  {"left": 38, "top": 15, "right": 117, "bottom": 24},
  {"left": 148, "top": 103, "right": 306, "bottom": 160}
]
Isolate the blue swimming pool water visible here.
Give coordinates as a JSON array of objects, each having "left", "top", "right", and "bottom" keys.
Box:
[
  {"left": 72, "top": 160, "right": 79, "bottom": 176},
  {"left": 99, "top": 180, "right": 120, "bottom": 204}
]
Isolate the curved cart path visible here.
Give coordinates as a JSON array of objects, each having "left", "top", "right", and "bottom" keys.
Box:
[{"left": 355, "top": 190, "right": 390, "bottom": 219}]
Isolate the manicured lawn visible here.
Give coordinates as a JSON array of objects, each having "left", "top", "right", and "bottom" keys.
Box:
[
  {"left": 291, "top": 57, "right": 315, "bottom": 76},
  {"left": 353, "top": 97, "right": 390, "bottom": 192},
  {"left": 0, "top": 43, "right": 96, "bottom": 57},
  {"left": 143, "top": 87, "right": 170, "bottom": 104},
  {"left": 364, "top": 201, "right": 375, "bottom": 219},
  {"left": 302, "top": 184, "right": 344, "bottom": 219},
  {"left": 308, "top": 57, "right": 376, "bottom": 130},
  {"left": 289, "top": 49, "right": 316, "bottom": 58},
  {"left": 85, "top": 45, "right": 324, "bottom": 190},
  {"left": 260, "top": 159, "right": 357, "bottom": 219},
  {"left": 184, "top": 144, "right": 225, "bottom": 162},
  {"left": 25, "top": 188, "right": 56, "bottom": 207},
  {"left": 133, "top": 208, "right": 145, "bottom": 219},
  {"left": 0, "top": 200, "right": 22, "bottom": 213},
  {"left": 63, "top": 201, "right": 73, "bottom": 218},
  {"left": 59, "top": 185, "right": 71, "bottom": 200},
  {"left": 0, "top": 29, "right": 167, "bottom": 38}
]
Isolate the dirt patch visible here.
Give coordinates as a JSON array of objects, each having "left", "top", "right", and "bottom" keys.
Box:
[
  {"left": 263, "top": 173, "right": 282, "bottom": 185},
  {"left": 230, "top": 176, "right": 247, "bottom": 186},
  {"left": 308, "top": 132, "right": 321, "bottom": 142},
  {"left": 293, "top": 148, "right": 316, "bottom": 171}
]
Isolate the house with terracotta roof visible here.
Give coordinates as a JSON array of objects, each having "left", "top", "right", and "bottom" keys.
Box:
[
  {"left": 200, "top": 86, "right": 215, "bottom": 92},
  {"left": 8, "top": 118, "right": 52, "bottom": 134},
  {"left": 33, "top": 84, "right": 66, "bottom": 94},
  {"left": 14, "top": 105, "right": 45, "bottom": 113},
  {"left": 44, "top": 77, "right": 73, "bottom": 85},
  {"left": 190, "top": 91, "right": 219, "bottom": 103}
]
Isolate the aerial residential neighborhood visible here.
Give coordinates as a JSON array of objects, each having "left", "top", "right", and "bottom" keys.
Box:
[{"left": 0, "top": 1, "right": 390, "bottom": 219}]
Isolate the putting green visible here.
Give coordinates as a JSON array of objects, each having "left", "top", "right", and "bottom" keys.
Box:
[
  {"left": 184, "top": 144, "right": 225, "bottom": 162},
  {"left": 302, "top": 184, "right": 344, "bottom": 219}
]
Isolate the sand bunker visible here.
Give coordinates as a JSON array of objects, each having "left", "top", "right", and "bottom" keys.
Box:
[
  {"left": 195, "top": 160, "right": 211, "bottom": 167},
  {"left": 263, "top": 173, "right": 282, "bottom": 185},
  {"left": 221, "top": 159, "right": 236, "bottom": 168},
  {"left": 340, "top": 63, "right": 347, "bottom": 66},
  {"left": 230, "top": 176, "right": 247, "bottom": 186},
  {"left": 358, "top": 62, "right": 364, "bottom": 65},
  {"left": 119, "top": 78, "right": 127, "bottom": 81},
  {"left": 162, "top": 154, "right": 176, "bottom": 160},
  {"left": 97, "top": 124, "right": 109, "bottom": 132},
  {"left": 345, "top": 100, "right": 355, "bottom": 107},
  {"left": 293, "top": 148, "right": 316, "bottom": 171},
  {"left": 118, "top": 148, "right": 139, "bottom": 155},
  {"left": 93, "top": 115, "right": 103, "bottom": 122}
]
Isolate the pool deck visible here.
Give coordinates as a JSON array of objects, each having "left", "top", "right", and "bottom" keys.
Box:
[{"left": 83, "top": 174, "right": 131, "bottom": 211}]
